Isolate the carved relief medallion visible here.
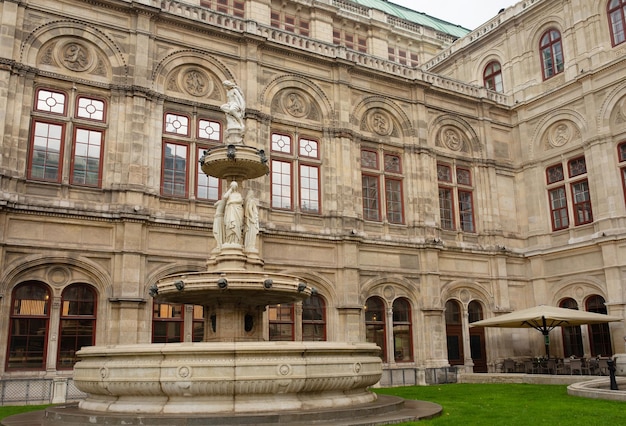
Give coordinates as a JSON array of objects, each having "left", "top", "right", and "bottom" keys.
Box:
[
  {"left": 181, "top": 68, "right": 213, "bottom": 97},
  {"left": 367, "top": 109, "right": 393, "bottom": 136},
  {"left": 440, "top": 126, "right": 464, "bottom": 151},
  {"left": 59, "top": 41, "right": 92, "bottom": 72},
  {"left": 548, "top": 121, "right": 572, "bottom": 147},
  {"left": 281, "top": 91, "right": 309, "bottom": 118}
]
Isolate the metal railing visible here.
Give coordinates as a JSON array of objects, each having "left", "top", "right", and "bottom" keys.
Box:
[{"left": 0, "top": 378, "right": 86, "bottom": 406}]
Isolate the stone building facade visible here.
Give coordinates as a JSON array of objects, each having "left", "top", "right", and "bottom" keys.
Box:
[{"left": 1, "top": 0, "right": 626, "bottom": 397}]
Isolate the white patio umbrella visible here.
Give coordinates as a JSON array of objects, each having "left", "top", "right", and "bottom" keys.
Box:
[{"left": 469, "top": 305, "right": 622, "bottom": 358}]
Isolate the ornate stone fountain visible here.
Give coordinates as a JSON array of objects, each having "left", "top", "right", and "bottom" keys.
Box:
[{"left": 67, "top": 81, "right": 384, "bottom": 421}]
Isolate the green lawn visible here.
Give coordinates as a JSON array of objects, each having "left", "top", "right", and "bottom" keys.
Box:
[
  {"left": 0, "top": 404, "right": 49, "bottom": 421},
  {"left": 375, "top": 383, "right": 626, "bottom": 426},
  {"left": 1, "top": 384, "right": 625, "bottom": 425}
]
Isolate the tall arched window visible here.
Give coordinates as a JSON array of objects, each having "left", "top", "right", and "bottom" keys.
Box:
[
  {"left": 302, "top": 294, "right": 326, "bottom": 341},
  {"left": 365, "top": 297, "right": 386, "bottom": 362},
  {"left": 268, "top": 303, "right": 295, "bottom": 341},
  {"left": 58, "top": 284, "right": 97, "bottom": 369},
  {"left": 7, "top": 282, "right": 51, "bottom": 370},
  {"left": 560, "top": 298, "right": 583, "bottom": 357},
  {"left": 586, "top": 295, "right": 613, "bottom": 356},
  {"left": 608, "top": 0, "right": 626, "bottom": 46},
  {"left": 392, "top": 298, "right": 413, "bottom": 362},
  {"left": 152, "top": 302, "right": 184, "bottom": 343},
  {"left": 468, "top": 301, "right": 487, "bottom": 373},
  {"left": 445, "top": 300, "right": 463, "bottom": 365},
  {"left": 483, "top": 61, "right": 503, "bottom": 92},
  {"left": 540, "top": 29, "right": 564, "bottom": 79}
]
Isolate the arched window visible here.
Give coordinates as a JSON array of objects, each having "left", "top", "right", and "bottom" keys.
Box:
[
  {"left": 302, "top": 294, "right": 326, "bottom": 341},
  {"left": 7, "top": 282, "right": 51, "bottom": 370},
  {"left": 57, "top": 284, "right": 97, "bottom": 369},
  {"left": 268, "top": 303, "right": 295, "bottom": 341},
  {"left": 445, "top": 300, "right": 463, "bottom": 365},
  {"left": 365, "top": 297, "right": 386, "bottom": 362},
  {"left": 586, "top": 295, "right": 613, "bottom": 356},
  {"left": 152, "top": 302, "right": 184, "bottom": 343},
  {"left": 560, "top": 298, "right": 583, "bottom": 357},
  {"left": 483, "top": 61, "right": 503, "bottom": 92},
  {"left": 608, "top": 0, "right": 626, "bottom": 46},
  {"left": 540, "top": 29, "right": 564, "bottom": 79},
  {"left": 392, "top": 298, "right": 413, "bottom": 362}
]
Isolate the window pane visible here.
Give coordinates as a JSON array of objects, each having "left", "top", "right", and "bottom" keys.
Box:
[
  {"left": 271, "top": 133, "right": 291, "bottom": 153},
  {"left": 384, "top": 154, "right": 401, "bottom": 173},
  {"left": 198, "top": 119, "right": 221, "bottom": 140},
  {"left": 568, "top": 157, "right": 587, "bottom": 177},
  {"left": 299, "top": 138, "right": 318, "bottom": 158},
  {"left": 385, "top": 178, "right": 403, "bottom": 224},
  {"left": 437, "top": 164, "right": 452, "bottom": 182},
  {"left": 36, "top": 89, "right": 66, "bottom": 114},
  {"left": 31, "top": 122, "right": 63, "bottom": 181},
  {"left": 458, "top": 190, "right": 474, "bottom": 232},
  {"left": 72, "top": 128, "right": 103, "bottom": 186},
  {"left": 547, "top": 164, "right": 564, "bottom": 184},
  {"left": 76, "top": 97, "right": 105, "bottom": 121},
  {"left": 300, "top": 164, "right": 319, "bottom": 213},
  {"left": 439, "top": 187, "right": 454, "bottom": 230},
  {"left": 572, "top": 180, "right": 592, "bottom": 225},
  {"left": 271, "top": 159, "right": 292, "bottom": 209},
  {"left": 362, "top": 175, "right": 380, "bottom": 221},
  {"left": 361, "top": 150, "right": 378, "bottom": 169},
  {"left": 163, "top": 143, "right": 188, "bottom": 197},
  {"left": 164, "top": 113, "right": 189, "bottom": 136},
  {"left": 549, "top": 186, "right": 569, "bottom": 230},
  {"left": 197, "top": 147, "right": 219, "bottom": 200}
]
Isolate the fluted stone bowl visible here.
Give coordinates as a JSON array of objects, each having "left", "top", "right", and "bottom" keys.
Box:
[{"left": 73, "top": 341, "right": 383, "bottom": 414}]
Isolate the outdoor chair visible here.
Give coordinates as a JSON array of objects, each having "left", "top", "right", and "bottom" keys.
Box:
[
  {"left": 503, "top": 358, "right": 516, "bottom": 373},
  {"left": 524, "top": 360, "right": 537, "bottom": 374},
  {"left": 569, "top": 358, "right": 592, "bottom": 375},
  {"left": 598, "top": 358, "right": 610, "bottom": 375}
]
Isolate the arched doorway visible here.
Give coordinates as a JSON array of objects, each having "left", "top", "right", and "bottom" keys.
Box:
[
  {"left": 586, "top": 295, "right": 613, "bottom": 356},
  {"left": 445, "top": 300, "right": 463, "bottom": 366},
  {"left": 560, "top": 298, "right": 583, "bottom": 357},
  {"left": 468, "top": 300, "right": 487, "bottom": 372}
]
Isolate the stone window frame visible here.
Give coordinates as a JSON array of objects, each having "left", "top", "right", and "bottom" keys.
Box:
[
  {"left": 361, "top": 148, "right": 405, "bottom": 224},
  {"left": 161, "top": 109, "right": 223, "bottom": 200},
  {"left": 437, "top": 162, "right": 476, "bottom": 233},
  {"left": 29, "top": 87, "right": 107, "bottom": 188},
  {"left": 269, "top": 130, "right": 322, "bottom": 214}
]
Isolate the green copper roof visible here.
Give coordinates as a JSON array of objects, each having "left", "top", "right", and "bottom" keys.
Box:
[{"left": 349, "top": 0, "right": 470, "bottom": 38}]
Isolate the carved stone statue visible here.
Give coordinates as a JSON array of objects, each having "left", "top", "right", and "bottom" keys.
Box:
[
  {"left": 244, "top": 190, "right": 259, "bottom": 251},
  {"left": 223, "top": 181, "right": 244, "bottom": 245},
  {"left": 221, "top": 80, "right": 245, "bottom": 143},
  {"left": 213, "top": 198, "right": 225, "bottom": 249}
]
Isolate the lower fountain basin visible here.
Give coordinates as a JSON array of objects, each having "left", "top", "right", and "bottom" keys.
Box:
[{"left": 73, "top": 341, "right": 382, "bottom": 414}]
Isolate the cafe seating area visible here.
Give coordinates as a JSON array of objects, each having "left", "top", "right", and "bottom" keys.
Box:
[{"left": 500, "top": 357, "right": 613, "bottom": 375}]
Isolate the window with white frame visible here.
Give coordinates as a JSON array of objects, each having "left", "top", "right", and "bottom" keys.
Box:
[
  {"left": 270, "top": 132, "right": 321, "bottom": 213},
  {"left": 437, "top": 163, "right": 475, "bottom": 232},
  {"left": 162, "top": 111, "right": 222, "bottom": 199},
  {"left": 29, "top": 88, "right": 107, "bottom": 187},
  {"left": 483, "top": 61, "right": 503, "bottom": 92},
  {"left": 361, "top": 149, "right": 404, "bottom": 224}
]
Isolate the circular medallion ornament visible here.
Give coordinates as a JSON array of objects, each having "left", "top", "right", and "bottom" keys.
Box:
[
  {"left": 99, "top": 367, "right": 109, "bottom": 379},
  {"left": 440, "top": 126, "right": 464, "bottom": 151},
  {"left": 177, "top": 366, "right": 192, "bottom": 379},
  {"left": 59, "top": 41, "right": 92, "bottom": 72},
  {"left": 181, "top": 68, "right": 213, "bottom": 97},
  {"left": 48, "top": 266, "right": 70, "bottom": 285},
  {"left": 368, "top": 110, "right": 392, "bottom": 136},
  {"left": 281, "top": 91, "right": 309, "bottom": 118},
  {"left": 548, "top": 122, "right": 571, "bottom": 147},
  {"left": 278, "top": 364, "right": 292, "bottom": 376},
  {"left": 353, "top": 362, "right": 362, "bottom": 374}
]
